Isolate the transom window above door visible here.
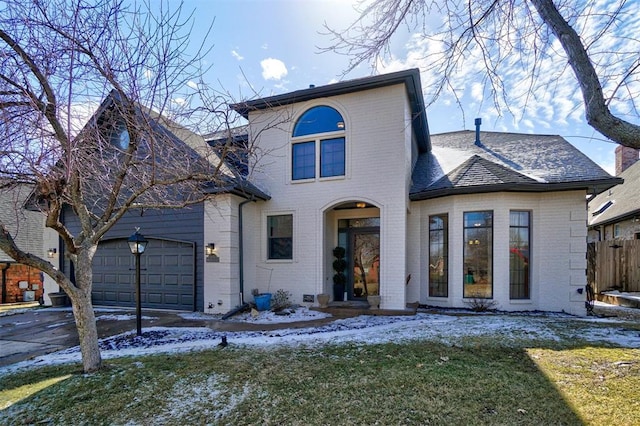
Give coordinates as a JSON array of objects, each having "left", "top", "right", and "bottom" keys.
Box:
[{"left": 292, "top": 105, "right": 346, "bottom": 181}]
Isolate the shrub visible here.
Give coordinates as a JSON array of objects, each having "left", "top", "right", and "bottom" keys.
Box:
[
  {"left": 463, "top": 295, "right": 498, "bottom": 312},
  {"left": 271, "top": 289, "right": 292, "bottom": 312}
]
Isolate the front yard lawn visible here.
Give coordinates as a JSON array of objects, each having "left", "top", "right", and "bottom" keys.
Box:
[{"left": 2, "top": 335, "right": 638, "bottom": 425}]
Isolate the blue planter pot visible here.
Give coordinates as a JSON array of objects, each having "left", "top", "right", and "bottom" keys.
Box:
[{"left": 254, "top": 293, "right": 272, "bottom": 311}]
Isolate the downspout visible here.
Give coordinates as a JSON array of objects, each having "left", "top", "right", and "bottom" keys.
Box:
[
  {"left": 238, "top": 197, "right": 255, "bottom": 305},
  {"left": 1, "top": 263, "right": 10, "bottom": 304},
  {"left": 221, "top": 196, "right": 255, "bottom": 321}
]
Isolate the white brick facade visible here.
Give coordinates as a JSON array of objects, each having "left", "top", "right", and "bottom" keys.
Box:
[
  {"left": 409, "top": 192, "right": 587, "bottom": 315},
  {"left": 201, "top": 74, "right": 593, "bottom": 316}
]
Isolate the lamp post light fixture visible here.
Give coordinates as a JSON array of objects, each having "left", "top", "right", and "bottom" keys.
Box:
[{"left": 128, "top": 229, "right": 148, "bottom": 336}]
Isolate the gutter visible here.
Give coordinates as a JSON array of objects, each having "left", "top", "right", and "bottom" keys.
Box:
[{"left": 410, "top": 178, "right": 623, "bottom": 202}]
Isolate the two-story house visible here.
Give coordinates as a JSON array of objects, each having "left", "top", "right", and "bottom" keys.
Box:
[
  {"left": 204, "top": 69, "right": 617, "bottom": 316},
  {"left": 54, "top": 68, "right": 618, "bottom": 316}
]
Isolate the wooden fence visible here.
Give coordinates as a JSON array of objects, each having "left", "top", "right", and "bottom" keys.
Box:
[{"left": 588, "top": 240, "right": 640, "bottom": 293}]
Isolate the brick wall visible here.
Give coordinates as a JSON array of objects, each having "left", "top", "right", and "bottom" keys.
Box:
[
  {"left": 615, "top": 145, "right": 639, "bottom": 175},
  {"left": 1, "top": 263, "right": 44, "bottom": 303}
]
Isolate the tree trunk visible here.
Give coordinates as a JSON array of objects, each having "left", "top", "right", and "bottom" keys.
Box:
[
  {"left": 67, "top": 244, "right": 102, "bottom": 373},
  {"left": 70, "top": 288, "right": 102, "bottom": 373}
]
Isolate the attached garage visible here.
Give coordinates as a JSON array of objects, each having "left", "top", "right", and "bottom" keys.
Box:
[{"left": 92, "top": 237, "right": 195, "bottom": 311}]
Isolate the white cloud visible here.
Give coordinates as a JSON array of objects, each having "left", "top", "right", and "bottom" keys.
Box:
[
  {"left": 261, "top": 58, "right": 288, "bottom": 81},
  {"left": 470, "top": 82, "right": 484, "bottom": 102},
  {"left": 231, "top": 50, "right": 243, "bottom": 61},
  {"left": 186, "top": 81, "right": 198, "bottom": 90}
]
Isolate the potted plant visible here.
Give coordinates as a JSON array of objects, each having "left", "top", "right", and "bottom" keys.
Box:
[{"left": 332, "top": 246, "right": 347, "bottom": 302}]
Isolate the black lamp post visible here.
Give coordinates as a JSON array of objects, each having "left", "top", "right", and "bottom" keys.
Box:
[{"left": 128, "top": 229, "right": 148, "bottom": 336}]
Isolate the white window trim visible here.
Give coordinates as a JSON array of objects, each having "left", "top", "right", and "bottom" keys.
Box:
[
  {"left": 289, "top": 102, "right": 350, "bottom": 183},
  {"left": 263, "top": 210, "right": 296, "bottom": 263}
]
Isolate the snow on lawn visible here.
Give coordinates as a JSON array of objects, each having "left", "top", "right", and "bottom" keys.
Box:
[
  {"left": 96, "top": 314, "right": 158, "bottom": 321},
  {"left": 191, "top": 307, "right": 332, "bottom": 324},
  {"left": 1, "top": 308, "right": 638, "bottom": 376}
]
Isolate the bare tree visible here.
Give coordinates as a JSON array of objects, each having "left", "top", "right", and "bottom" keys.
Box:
[
  {"left": 0, "top": 0, "right": 244, "bottom": 372},
  {"left": 322, "top": 0, "right": 640, "bottom": 148}
]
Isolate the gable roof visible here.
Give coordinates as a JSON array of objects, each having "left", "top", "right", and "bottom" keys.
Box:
[
  {"left": 410, "top": 130, "right": 620, "bottom": 201},
  {"left": 588, "top": 159, "right": 640, "bottom": 227},
  {"left": 231, "top": 68, "right": 431, "bottom": 153},
  {"left": 94, "top": 91, "right": 270, "bottom": 201},
  {"left": 0, "top": 184, "right": 43, "bottom": 262}
]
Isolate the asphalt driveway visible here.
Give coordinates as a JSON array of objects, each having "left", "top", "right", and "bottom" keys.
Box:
[{"left": 0, "top": 305, "right": 208, "bottom": 368}]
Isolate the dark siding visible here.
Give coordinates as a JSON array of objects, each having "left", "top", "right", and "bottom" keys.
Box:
[{"left": 62, "top": 204, "right": 204, "bottom": 311}]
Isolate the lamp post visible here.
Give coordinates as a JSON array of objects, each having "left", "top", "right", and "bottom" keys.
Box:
[{"left": 128, "top": 229, "right": 148, "bottom": 336}]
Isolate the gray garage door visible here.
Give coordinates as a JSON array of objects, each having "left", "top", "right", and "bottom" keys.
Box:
[{"left": 92, "top": 238, "right": 195, "bottom": 311}]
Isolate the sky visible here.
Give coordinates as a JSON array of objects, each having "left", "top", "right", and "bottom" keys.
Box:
[{"left": 173, "top": 0, "right": 640, "bottom": 175}]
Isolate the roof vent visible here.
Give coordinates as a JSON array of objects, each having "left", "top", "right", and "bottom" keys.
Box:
[
  {"left": 309, "top": 84, "right": 315, "bottom": 88},
  {"left": 474, "top": 118, "right": 482, "bottom": 146}
]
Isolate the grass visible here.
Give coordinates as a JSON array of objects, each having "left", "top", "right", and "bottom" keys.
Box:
[{"left": 1, "top": 334, "right": 638, "bottom": 425}]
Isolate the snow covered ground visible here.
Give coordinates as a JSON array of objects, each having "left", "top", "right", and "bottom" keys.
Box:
[{"left": 1, "top": 305, "right": 638, "bottom": 377}]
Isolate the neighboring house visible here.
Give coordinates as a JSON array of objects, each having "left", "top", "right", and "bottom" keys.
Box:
[
  {"left": 588, "top": 146, "right": 640, "bottom": 241},
  {"left": 587, "top": 146, "right": 640, "bottom": 295},
  {"left": 52, "top": 68, "right": 619, "bottom": 315},
  {"left": 0, "top": 185, "right": 47, "bottom": 303}
]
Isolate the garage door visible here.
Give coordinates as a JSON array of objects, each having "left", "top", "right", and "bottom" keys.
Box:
[{"left": 92, "top": 238, "right": 195, "bottom": 311}]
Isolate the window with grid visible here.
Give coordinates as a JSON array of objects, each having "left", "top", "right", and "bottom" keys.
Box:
[
  {"left": 429, "top": 214, "right": 448, "bottom": 297},
  {"left": 463, "top": 211, "right": 493, "bottom": 299},
  {"left": 267, "top": 214, "right": 293, "bottom": 260},
  {"left": 292, "top": 106, "right": 345, "bottom": 181},
  {"left": 509, "top": 211, "right": 530, "bottom": 299}
]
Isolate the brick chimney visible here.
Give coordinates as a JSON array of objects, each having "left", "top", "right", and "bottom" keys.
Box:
[{"left": 615, "top": 145, "right": 639, "bottom": 175}]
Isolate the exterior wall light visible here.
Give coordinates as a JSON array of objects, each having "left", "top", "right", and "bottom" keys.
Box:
[
  {"left": 47, "top": 248, "right": 57, "bottom": 258},
  {"left": 206, "top": 243, "right": 219, "bottom": 262}
]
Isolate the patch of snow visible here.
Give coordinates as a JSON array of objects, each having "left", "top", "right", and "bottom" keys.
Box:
[
  {"left": 0, "top": 308, "right": 37, "bottom": 317},
  {"left": 156, "top": 374, "right": 249, "bottom": 423},
  {"left": 96, "top": 314, "right": 158, "bottom": 321},
  {"left": 225, "top": 307, "right": 332, "bottom": 324},
  {"left": 603, "top": 291, "right": 640, "bottom": 302},
  {"left": 46, "top": 322, "right": 72, "bottom": 329},
  {"left": 179, "top": 311, "right": 220, "bottom": 321},
  {"left": 1, "top": 310, "right": 638, "bottom": 377},
  {"left": 431, "top": 146, "right": 473, "bottom": 176}
]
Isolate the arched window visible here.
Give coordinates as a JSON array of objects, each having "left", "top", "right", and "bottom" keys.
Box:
[{"left": 291, "top": 106, "right": 345, "bottom": 180}]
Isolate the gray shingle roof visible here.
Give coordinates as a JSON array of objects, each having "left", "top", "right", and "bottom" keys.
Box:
[
  {"left": 410, "top": 130, "right": 620, "bottom": 200},
  {"left": 588, "top": 159, "right": 640, "bottom": 226},
  {"left": 0, "top": 185, "right": 43, "bottom": 262}
]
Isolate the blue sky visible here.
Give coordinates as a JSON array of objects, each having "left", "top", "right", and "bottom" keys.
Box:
[{"left": 182, "top": 0, "right": 629, "bottom": 174}]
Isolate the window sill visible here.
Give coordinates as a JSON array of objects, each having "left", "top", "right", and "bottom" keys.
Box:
[
  {"left": 291, "top": 178, "right": 315, "bottom": 184},
  {"left": 508, "top": 299, "right": 532, "bottom": 304},
  {"left": 319, "top": 175, "right": 345, "bottom": 182},
  {"left": 291, "top": 175, "right": 346, "bottom": 184},
  {"left": 265, "top": 258, "right": 294, "bottom": 264}
]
